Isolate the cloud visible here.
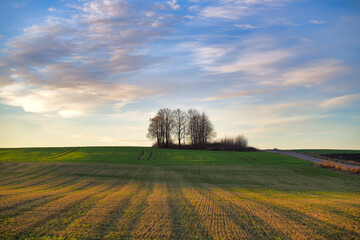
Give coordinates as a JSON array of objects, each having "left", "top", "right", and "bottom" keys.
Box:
[
  {"left": 205, "top": 49, "right": 292, "bottom": 75},
  {"left": 12, "top": 2, "right": 27, "bottom": 8},
  {"left": 0, "top": 81, "right": 154, "bottom": 118},
  {"left": 320, "top": 94, "right": 360, "bottom": 108},
  {"left": 178, "top": 35, "right": 295, "bottom": 80},
  {"left": 189, "top": 5, "right": 199, "bottom": 12},
  {"left": 180, "top": 34, "right": 348, "bottom": 89},
  {"left": 202, "top": 88, "right": 278, "bottom": 101},
  {"left": 310, "top": 20, "right": 325, "bottom": 24},
  {"left": 235, "top": 24, "right": 263, "bottom": 29},
  {"left": 201, "top": 5, "right": 252, "bottom": 19},
  {"left": 48, "top": 7, "right": 56, "bottom": 12},
  {"left": 200, "top": 0, "right": 290, "bottom": 19},
  {"left": 167, "top": 0, "right": 180, "bottom": 10},
  {"left": 188, "top": 44, "right": 231, "bottom": 65},
  {"left": 282, "top": 59, "right": 346, "bottom": 86},
  {"left": 0, "top": 0, "right": 176, "bottom": 117}
]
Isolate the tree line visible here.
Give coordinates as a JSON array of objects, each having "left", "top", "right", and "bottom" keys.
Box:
[{"left": 147, "top": 108, "right": 216, "bottom": 147}]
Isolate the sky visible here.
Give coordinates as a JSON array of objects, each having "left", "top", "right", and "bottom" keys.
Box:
[{"left": 0, "top": 0, "right": 359, "bottom": 149}]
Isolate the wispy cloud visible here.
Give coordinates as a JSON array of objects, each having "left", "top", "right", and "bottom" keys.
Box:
[
  {"left": 310, "top": 20, "right": 325, "bottom": 24},
  {"left": 180, "top": 36, "right": 293, "bottom": 78},
  {"left": 205, "top": 49, "right": 292, "bottom": 75},
  {"left": 0, "top": 0, "right": 176, "bottom": 117},
  {"left": 320, "top": 94, "right": 360, "bottom": 108},
  {"left": 201, "top": 5, "right": 252, "bottom": 19},
  {"left": 202, "top": 88, "right": 278, "bottom": 101},
  {"left": 12, "top": 2, "right": 27, "bottom": 8},
  {"left": 235, "top": 24, "right": 263, "bottom": 29},
  {"left": 180, "top": 34, "right": 348, "bottom": 89},
  {"left": 282, "top": 59, "right": 346, "bottom": 86},
  {"left": 200, "top": 0, "right": 289, "bottom": 19}
]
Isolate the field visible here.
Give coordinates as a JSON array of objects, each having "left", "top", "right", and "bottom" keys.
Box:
[
  {"left": 293, "top": 149, "right": 360, "bottom": 166},
  {"left": 0, "top": 147, "right": 359, "bottom": 239},
  {"left": 293, "top": 149, "right": 360, "bottom": 154}
]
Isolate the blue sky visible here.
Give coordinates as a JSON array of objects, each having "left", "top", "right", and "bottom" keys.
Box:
[{"left": 0, "top": 0, "right": 359, "bottom": 149}]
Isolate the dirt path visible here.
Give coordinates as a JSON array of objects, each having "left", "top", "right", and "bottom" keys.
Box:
[{"left": 264, "top": 150, "right": 358, "bottom": 168}]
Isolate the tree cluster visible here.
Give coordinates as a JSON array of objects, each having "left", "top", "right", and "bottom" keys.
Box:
[
  {"left": 147, "top": 108, "right": 216, "bottom": 147},
  {"left": 219, "top": 135, "right": 248, "bottom": 149}
]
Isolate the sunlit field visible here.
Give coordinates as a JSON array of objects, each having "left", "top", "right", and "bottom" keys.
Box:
[{"left": 0, "top": 147, "right": 359, "bottom": 239}]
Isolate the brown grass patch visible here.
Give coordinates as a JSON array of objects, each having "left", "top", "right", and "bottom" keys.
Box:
[{"left": 319, "top": 161, "right": 360, "bottom": 174}]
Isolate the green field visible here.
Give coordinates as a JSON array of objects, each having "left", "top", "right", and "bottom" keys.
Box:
[
  {"left": 0, "top": 147, "right": 309, "bottom": 166},
  {"left": 0, "top": 147, "right": 359, "bottom": 239}
]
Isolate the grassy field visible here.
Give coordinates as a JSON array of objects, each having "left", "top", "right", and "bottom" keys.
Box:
[
  {"left": 0, "top": 147, "right": 307, "bottom": 165},
  {"left": 0, "top": 147, "right": 359, "bottom": 239}
]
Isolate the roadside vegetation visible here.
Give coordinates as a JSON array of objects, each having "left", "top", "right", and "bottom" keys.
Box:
[
  {"left": 293, "top": 149, "right": 360, "bottom": 166},
  {"left": 319, "top": 160, "right": 360, "bottom": 175},
  {"left": 0, "top": 147, "right": 359, "bottom": 239}
]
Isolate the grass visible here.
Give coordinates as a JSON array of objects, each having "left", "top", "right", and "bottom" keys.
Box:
[
  {"left": 0, "top": 147, "right": 359, "bottom": 239},
  {"left": 0, "top": 147, "right": 306, "bottom": 166},
  {"left": 319, "top": 160, "right": 360, "bottom": 174}
]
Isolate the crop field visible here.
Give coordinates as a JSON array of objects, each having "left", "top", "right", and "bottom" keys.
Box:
[
  {"left": 0, "top": 147, "right": 359, "bottom": 239},
  {"left": 293, "top": 149, "right": 360, "bottom": 166}
]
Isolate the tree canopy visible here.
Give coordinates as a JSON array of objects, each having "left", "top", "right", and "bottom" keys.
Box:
[{"left": 147, "top": 108, "right": 216, "bottom": 147}]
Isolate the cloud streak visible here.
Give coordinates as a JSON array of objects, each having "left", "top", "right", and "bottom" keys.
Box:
[
  {"left": 180, "top": 35, "right": 347, "bottom": 90},
  {"left": 200, "top": 0, "right": 290, "bottom": 19}
]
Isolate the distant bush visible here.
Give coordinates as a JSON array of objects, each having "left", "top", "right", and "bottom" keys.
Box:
[
  {"left": 152, "top": 133, "right": 256, "bottom": 152},
  {"left": 219, "top": 135, "right": 248, "bottom": 149},
  {"left": 205, "top": 134, "right": 255, "bottom": 152},
  {"left": 319, "top": 161, "right": 360, "bottom": 175}
]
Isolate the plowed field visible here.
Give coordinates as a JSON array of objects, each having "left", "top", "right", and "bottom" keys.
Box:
[{"left": 0, "top": 147, "right": 359, "bottom": 239}]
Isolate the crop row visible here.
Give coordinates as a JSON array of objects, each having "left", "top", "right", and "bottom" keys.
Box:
[{"left": 0, "top": 162, "right": 359, "bottom": 239}]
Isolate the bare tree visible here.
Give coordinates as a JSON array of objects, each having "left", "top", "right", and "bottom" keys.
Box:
[
  {"left": 172, "top": 109, "right": 187, "bottom": 146},
  {"left": 200, "top": 112, "right": 216, "bottom": 144},
  {"left": 148, "top": 108, "right": 216, "bottom": 147},
  {"left": 147, "top": 115, "right": 164, "bottom": 146},
  {"left": 187, "top": 110, "right": 216, "bottom": 145},
  {"left": 158, "top": 108, "right": 173, "bottom": 146},
  {"left": 187, "top": 109, "right": 199, "bottom": 145}
]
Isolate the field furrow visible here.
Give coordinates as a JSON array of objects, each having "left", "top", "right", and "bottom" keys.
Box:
[
  {"left": 27, "top": 181, "right": 126, "bottom": 238},
  {"left": 0, "top": 180, "right": 115, "bottom": 239},
  {"left": 131, "top": 183, "right": 172, "bottom": 239},
  {"left": 182, "top": 186, "right": 250, "bottom": 239},
  {"left": 210, "top": 187, "right": 323, "bottom": 240},
  {"left": 58, "top": 181, "right": 139, "bottom": 239},
  {"left": 0, "top": 148, "right": 359, "bottom": 240},
  {"left": 0, "top": 177, "right": 99, "bottom": 212},
  {"left": 103, "top": 183, "right": 153, "bottom": 239},
  {"left": 245, "top": 192, "right": 360, "bottom": 238}
]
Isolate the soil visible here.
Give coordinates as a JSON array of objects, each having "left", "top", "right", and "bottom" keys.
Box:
[{"left": 319, "top": 153, "right": 360, "bottom": 163}]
